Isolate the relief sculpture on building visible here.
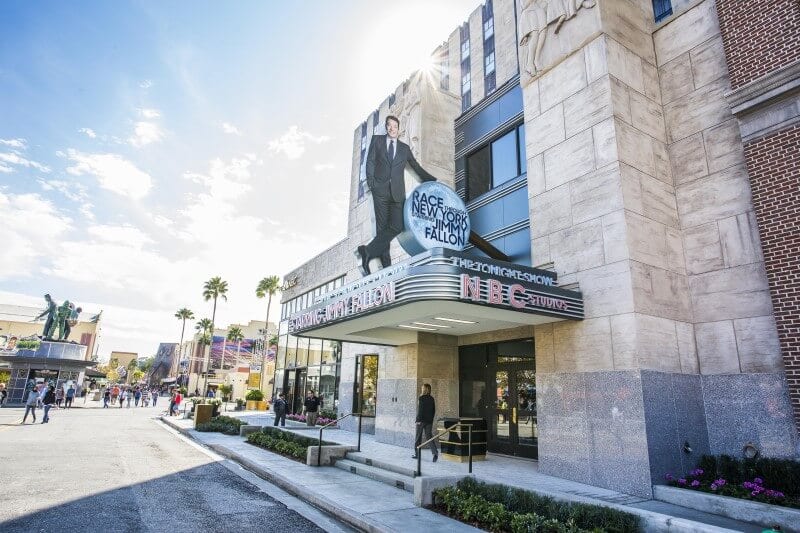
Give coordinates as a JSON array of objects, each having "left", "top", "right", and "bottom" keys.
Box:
[{"left": 518, "top": 0, "right": 596, "bottom": 80}]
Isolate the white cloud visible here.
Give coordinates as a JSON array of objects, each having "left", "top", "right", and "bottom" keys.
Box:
[
  {"left": 0, "top": 190, "right": 72, "bottom": 279},
  {"left": 0, "top": 138, "right": 27, "bottom": 149},
  {"left": 37, "top": 179, "right": 89, "bottom": 203},
  {"left": 139, "top": 108, "right": 160, "bottom": 119},
  {"left": 65, "top": 149, "right": 153, "bottom": 199},
  {"left": 221, "top": 122, "right": 241, "bottom": 135},
  {"left": 129, "top": 121, "right": 165, "bottom": 147},
  {"left": 0, "top": 163, "right": 12, "bottom": 173},
  {"left": 0, "top": 151, "right": 51, "bottom": 173},
  {"left": 79, "top": 127, "right": 97, "bottom": 138},
  {"left": 87, "top": 224, "right": 153, "bottom": 248},
  {"left": 183, "top": 155, "right": 254, "bottom": 201},
  {"left": 139, "top": 80, "right": 153, "bottom": 89},
  {"left": 313, "top": 163, "right": 335, "bottom": 172},
  {"left": 267, "top": 126, "right": 330, "bottom": 160}
]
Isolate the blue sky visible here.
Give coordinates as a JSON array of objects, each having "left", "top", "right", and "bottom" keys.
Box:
[{"left": 0, "top": 0, "right": 479, "bottom": 358}]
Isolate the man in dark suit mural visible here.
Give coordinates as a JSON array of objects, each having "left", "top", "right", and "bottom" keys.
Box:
[{"left": 356, "top": 115, "right": 436, "bottom": 275}]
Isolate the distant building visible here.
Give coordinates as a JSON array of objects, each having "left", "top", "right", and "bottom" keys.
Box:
[
  {"left": 150, "top": 343, "right": 178, "bottom": 386},
  {"left": 108, "top": 351, "right": 138, "bottom": 383}
]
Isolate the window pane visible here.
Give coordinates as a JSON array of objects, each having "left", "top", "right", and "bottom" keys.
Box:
[
  {"left": 285, "top": 335, "right": 297, "bottom": 368},
  {"left": 295, "top": 337, "right": 309, "bottom": 367},
  {"left": 518, "top": 125, "right": 526, "bottom": 175},
  {"left": 461, "top": 40, "right": 470, "bottom": 59},
  {"left": 308, "top": 338, "right": 322, "bottom": 367},
  {"left": 319, "top": 364, "right": 338, "bottom": 414},
  {"left": 276, "top": 335, "right": 288, "bottom": 370},
  {"left": 492, "top": 130, "right": 518, "bottom": 187},
  {"left": 360, "top": 355, "right": 378, "bottom": 417},
  {"left": 484, "top": 52, "right": 495, "bottom": 74},
  {"left": 467, "top": 144, "right": 491, "bottom": 201}
]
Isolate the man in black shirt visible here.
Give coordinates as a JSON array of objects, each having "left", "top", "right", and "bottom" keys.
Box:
[
  {"left": 412, "top": 383, "right": 438, "bottom": 462},
  {"left": 304, "top": 389, "right": 321, "bottom": 427}
]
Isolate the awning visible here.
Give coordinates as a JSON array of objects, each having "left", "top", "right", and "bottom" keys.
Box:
[
  {"left": 84, "top": 367, "right": 107, "bottom": 378},
  {"left": 161, "top": 377, "right": 177, "bottom": 383},
  {"left": 288, "top": 249, "right": 583, "bottom": 346}
]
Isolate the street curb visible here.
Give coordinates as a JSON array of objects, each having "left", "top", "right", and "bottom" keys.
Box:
[{"left": 159, "top": 416, "right": 390, "bottom": 533}]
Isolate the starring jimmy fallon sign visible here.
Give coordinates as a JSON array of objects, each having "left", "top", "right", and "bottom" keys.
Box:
[
  {"left": 397, "top": 182, "right": 471, "bottom": 256},
  {"left": 288, "top": 249, "right": 583, "bottom": 335}
]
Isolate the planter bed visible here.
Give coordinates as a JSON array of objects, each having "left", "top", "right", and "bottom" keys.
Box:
[
  {"left": 196, "top": 415, "right": 248, "bottom": 435},
  {"left": 654, "top": 485, "right": 800, "bottom": 532},
  {"left": 431, "top": 478, "right": 641, "bottom": 533},
  {"left": 246, "top": 426, "right": 334, "bottom": 463}
]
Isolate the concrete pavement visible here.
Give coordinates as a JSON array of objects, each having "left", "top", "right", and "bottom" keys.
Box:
[{"left": 0, "top": 405, "right": 353, "bottom": 532}]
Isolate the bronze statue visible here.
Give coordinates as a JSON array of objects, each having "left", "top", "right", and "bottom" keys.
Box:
[{"left": 35, "top": 294, "right": 56, "bottom": 339}]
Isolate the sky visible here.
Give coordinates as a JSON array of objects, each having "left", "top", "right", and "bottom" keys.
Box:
[{"left": 0, "top": 0, "right": 480, "bottom": 360}]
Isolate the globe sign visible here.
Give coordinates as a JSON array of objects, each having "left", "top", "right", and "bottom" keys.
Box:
[{"left": 398, "top": 181, "right": 471, "bottom": 256}]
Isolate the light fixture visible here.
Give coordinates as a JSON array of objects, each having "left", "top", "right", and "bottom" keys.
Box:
[
  {"left": 398, "top": 324, "right": 437, "bottom": 331},
  {"left": 412, "top": 321, "right": 450, "bottom": 328},
  {"left": 434, "top": 317, "right": 477, "bottom": 324}
]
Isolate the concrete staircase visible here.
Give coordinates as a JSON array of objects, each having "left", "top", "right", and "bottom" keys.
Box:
[{"left": 333, "top": 451, "right": 417, "bottom": 493}]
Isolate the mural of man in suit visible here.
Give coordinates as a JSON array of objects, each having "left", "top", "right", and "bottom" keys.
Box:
[{"left": 356, "top": 115, "right": 436, "bottom": 275}]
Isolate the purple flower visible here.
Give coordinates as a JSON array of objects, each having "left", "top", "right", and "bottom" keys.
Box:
[
  {"left": 665, "top": 473, "right": 674, "bottom": 481},
  {"left": 751, "top": 491, "right": 760, "bottom": 497},
  {"left": 690, "top": 468, "right": 704, "bottom": 476},
  {"left": 678, "top": 478, "right": 687, "bottom": 485},
  {"left": 715, "top": 478, "right": 726, "bottom": 486},
  {"left": 753, "top": 477, "right": 763, "bottom": 485},
  {"left": 691, "top": 480, "right": 700, "bottom": 487},
  {"left": 710, "top": 484, "right": 718, "bottom": 491},
  {"left": 743, "top": 481, "right": 752, "bottom": 489}
]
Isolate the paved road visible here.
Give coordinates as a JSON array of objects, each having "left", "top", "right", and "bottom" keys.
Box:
[{"left": 0, "top": 403, "right": 351, "bottom": 532}]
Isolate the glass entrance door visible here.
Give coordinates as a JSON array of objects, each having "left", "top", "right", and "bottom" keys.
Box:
[
  {"left": 284, "top": 368, "right": 307, "bottom": 415},
  {"left": 488, "top": 364, "right": 538, "bottom": 458}
]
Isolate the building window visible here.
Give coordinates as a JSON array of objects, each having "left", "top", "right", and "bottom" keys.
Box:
[
  {"left": 460, "top": 23, "right": 471, "bottom": 112},
  {"left": 484, "top": 51, "right": 495, "bottom": 75},
  {"left": 483, "top": 17, "right": 494, "bottom": 40},
  {"left": 358, "top": 122, "right": 368, "bottom": 200},
  {"left": 461, "top": 72, "right": 471, "bottom": 94},
  {"left": 461, "top": 39, "right": 470, "bottom": 60},
  {"left": 653, "top": 0, "right": 672, "bottom": 22},
  {"left": 466, "top": 124, "right": 527, "bottom": 201},
  {"left": 353, "top": 354, "right": 378, "bottom": 417}
]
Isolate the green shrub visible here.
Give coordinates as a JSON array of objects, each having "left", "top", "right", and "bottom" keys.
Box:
[
  {"left": 245, "top": 389, "right": 264, "bottom": 401},
  {"left": 196, "top": 415, "right": 247, "bottom": 435},
  {"left": 435, "top": 478, "right": 641, "bottom": 533},
  {"left": 245, "top": 427, "right": 334, "bottom": 462},
  {"left": 319, "top": 407, "right": 338, "bottom": 420}
]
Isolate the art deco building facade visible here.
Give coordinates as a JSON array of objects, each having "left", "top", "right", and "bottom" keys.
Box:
[{"left": 273, "top": 0, "right": 799, "bottom": 497}]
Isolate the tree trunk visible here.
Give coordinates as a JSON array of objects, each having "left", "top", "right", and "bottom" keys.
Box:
[{"left": 204, "top": 298, "right": 218, "bottom": 394}]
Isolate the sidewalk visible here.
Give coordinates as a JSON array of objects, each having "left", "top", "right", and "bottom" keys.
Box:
[{"left": 162, "top": 413, "right": 763, "bottom": 532}]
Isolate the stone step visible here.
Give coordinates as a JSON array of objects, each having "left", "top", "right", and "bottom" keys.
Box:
[
  {"left": 344, "top": 451, "right": 419, "bottom": 479},
  {"left": 333, "top": 458, "right": 415, "bottom": 493}
]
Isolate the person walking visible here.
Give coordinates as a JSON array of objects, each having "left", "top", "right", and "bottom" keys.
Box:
[
  {"left": 126, "top": 388, "right": 132, "bottom": 408},
  {"left": 134, "top": 387, "right": 142, "bottom": 407},
  {"left": 303, "top": 389, "right": 321, "bottom": 427},
  {"left": 412, "top": 383, "right": 438, "bottom": 462},
  {"left": 151, "top": 389, "right": 158, "bottom": 407},
  {"left": 0, "top": 383, "right": 7, "bottom": 406},
  {"left": 65, "top": 384, "right": 75, "bottom": 409},
  {"left": 55, "top": 386, "right": 64, "bottom": 408},
  {"left": 103, "top": 388, "right": 110, "bottom": 408},
  {"left": 22, "top": 386, "right": 39, "bottom": 423},
  {"left": 172, "top": 390, "right": 182, "bottom": 416},
  {"left": 42, "top": 385, "right": 56, "bottom": 423},
  {"left": 119, "top": 388, "right": 126, "bottom": 409},
  {"left": 272, "top": 393, "right": 287, "bottom": 427}
]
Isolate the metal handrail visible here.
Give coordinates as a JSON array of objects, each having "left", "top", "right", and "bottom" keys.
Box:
[
  {"left": 416, "top": 421, "right": 474, "bottom": 477},
  {"left": 317, "top": 412, "right": 362, "bottom": 466}
]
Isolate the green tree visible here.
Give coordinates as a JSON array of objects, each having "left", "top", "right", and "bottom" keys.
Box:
[
  {"left": 202, "top": 276, "right": 228, "bottom": 392},
  {"left": 226, "top": 326, "right": 244, "bottom": 369},
  {"left": 137, "top": 356, "right": 154, "bottom": 372},
  {"left": 174, "top": 308, "right": 195, "bottom": 377},
  {"left": 256, "top": 275, "right": 280, "bottom": 389},
  {"left": 218, "top": 383, "right": 233, "bottom": 411}
]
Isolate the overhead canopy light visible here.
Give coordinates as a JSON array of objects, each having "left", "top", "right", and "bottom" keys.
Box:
[
  {"left": 412, "top": 321, "right": 450, "bottom": 328},
  {"left": 434, "top": 317, "right": 478, "bottom": 324}
]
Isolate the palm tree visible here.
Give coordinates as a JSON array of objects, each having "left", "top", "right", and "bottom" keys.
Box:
[
  {"left": 202, "top": 276, "right": 228, "bottom": 393},
  {"left": 194, "top": 318, "right": 212, "bottom": 390},
  {"left": 174, "top": 308, "right": 194, "bottom": 379},
  {"left": 226, "top": 326, "right": 245, "bottom": 369},
  {"left": 255, "top": 275, "right": 280, "bottom": 349}
]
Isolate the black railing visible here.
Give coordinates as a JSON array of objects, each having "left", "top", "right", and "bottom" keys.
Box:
[
  {"left": 317, "top": 412, "right": 362, "bottom": 466},
  {"left": 416, "top": 422, "right": 473, "bottom": 477}
]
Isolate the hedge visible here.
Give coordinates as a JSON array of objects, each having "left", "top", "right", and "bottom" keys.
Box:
[
  {"left": 196, "top": 415, "right": 247, "bottom": 435},
  {"left": 433, "top": 478, "right": 641, "bottom": 533},
  {"left": 246, "top": 426, "right": 334, "bottom": 462}
]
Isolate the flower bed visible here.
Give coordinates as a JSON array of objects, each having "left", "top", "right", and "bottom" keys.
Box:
[
  {"left": 286, "top": 413, "right": 336, "bottom": 426},
  {"left": 432, "top": 478, "right": 641, "bottom": 533},
  {"left": 246, "top": 426, "right": 334, "bottom": 462},
  {"left": 664, "top": 455, "right": 800, "bottom": 509},
  {"left": 196, "top": 415, "right": 247, "bottom": 435}
]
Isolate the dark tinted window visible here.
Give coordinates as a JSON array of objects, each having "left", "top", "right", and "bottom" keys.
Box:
[{"left": 467, "top": 145, "right": 491, "bottom": 200}]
